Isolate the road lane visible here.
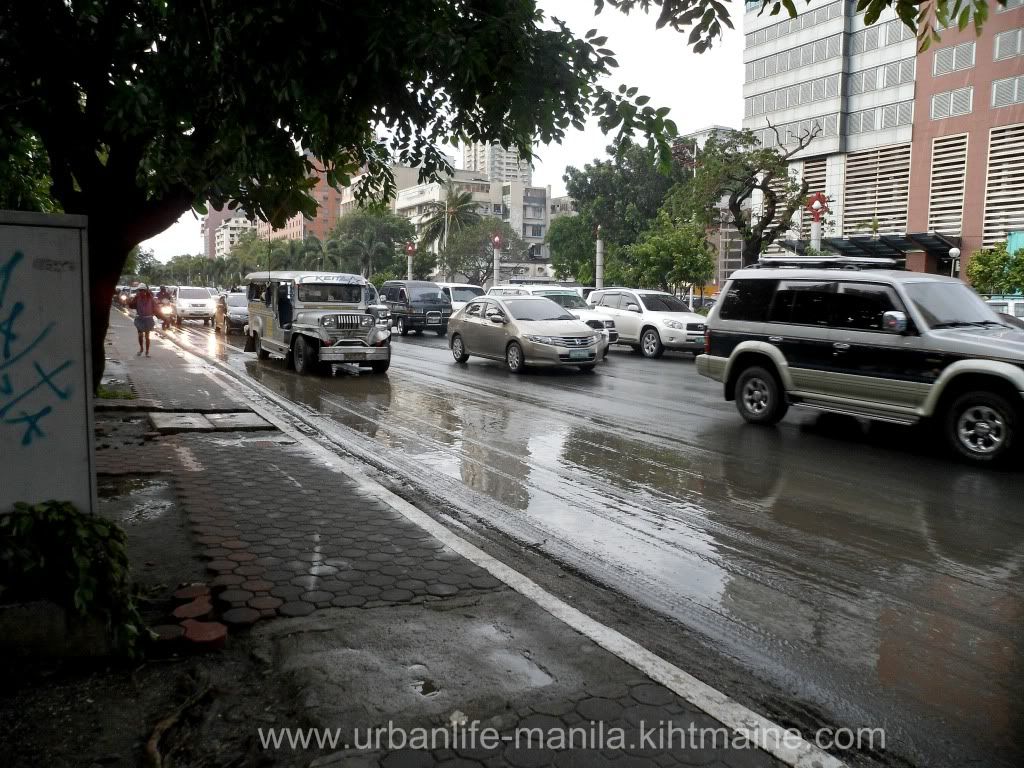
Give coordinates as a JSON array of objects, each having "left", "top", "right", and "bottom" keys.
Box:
[{"left": 171, "top": 322, "right": 1024, "bottom": 768}]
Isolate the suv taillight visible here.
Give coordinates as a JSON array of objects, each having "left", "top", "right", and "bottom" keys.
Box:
[{"left": 704, "top": 329, "right": 710, "bottom": 354}]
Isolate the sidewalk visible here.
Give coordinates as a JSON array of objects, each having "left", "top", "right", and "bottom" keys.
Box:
[{"left": 21, "top": 312, "right": 789, "bottom": 767}]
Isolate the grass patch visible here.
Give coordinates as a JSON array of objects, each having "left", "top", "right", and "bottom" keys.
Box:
[{"left": 97, "top": 385, "right": 135, "bottom": 400}]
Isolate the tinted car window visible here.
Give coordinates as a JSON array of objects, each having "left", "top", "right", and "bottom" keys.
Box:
[
  {"left": 598, "top": 293, "right": 621, "bottom": 309},
  {"left": 538, "top": 292, "right": 588, "bottom": 309},
  {"left": 410, "top": 284, "right": 444, "bottom": 301},
  {"left": 465, "top": 302, "right": 483, "bottom": 317},
  {"left": 904, "top": 282, "right": 1000, "bottom": 328},
  {"left": 226, "top": 295, "right": 247, "bottom": 307},
  {"left": 179, "top": 287, "right": 210, "bottom": 299},
  {"left": 833, "top": 283, "right": 900, "bottom": 331},
  {"left": 639, "top": 294, "right": 690, "bottom": 312},
  {"left": 719, "top": 279, "right": 778, "bottom": 322},
  {"left": 450, "top": 287, "right": 484, "bottom": 302},
  {"left": 768, "top": 281, "right": 833, "bottom": 325}
]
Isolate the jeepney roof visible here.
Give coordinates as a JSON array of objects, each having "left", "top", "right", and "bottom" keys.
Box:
[{"left": 243, "top": 271, "right": 367, "bottom": 285}]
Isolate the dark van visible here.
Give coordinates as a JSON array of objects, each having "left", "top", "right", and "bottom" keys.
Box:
[{"left": 380, "top": 280, "right": 452, "bottom": 336}]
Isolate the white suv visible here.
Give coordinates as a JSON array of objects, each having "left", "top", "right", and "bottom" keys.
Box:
[{"left": 588, "top": 288, "right": 706, "bottom": 358}]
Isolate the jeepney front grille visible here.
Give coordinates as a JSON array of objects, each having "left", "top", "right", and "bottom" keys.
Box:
[{"left": 327, "top": 314, "right": 368, "bottom": 329}]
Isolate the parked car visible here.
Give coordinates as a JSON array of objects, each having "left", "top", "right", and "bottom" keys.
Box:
[
  {"left": 214, "top": 292, "right": 249, "bottom": 335},
  {"left": 436, "top": 282, "right": 485, "bottom": 312},
  {"left": 500, "top": 285, "right": 617, "bottom": 357},
  {"left": 380, "top": 280, "right": 453, "bottom": 336},
  {"left": 173, "top": 286, "right": 217, "bottom": 326},
  {"left": 448, "top": 295, "right": 603, "bottom": 373},
  {"left": 697, "top": 264, "right": 1024, "bottom": 465},
  {"left": 244, "top": 270, "right": 391, "bottom": 374},
  {"left": 587, "top": 288, "right": 706, "bottom": 358},
  {"left": 985, "top": 297, "right": 1024, "bottom": 320}
]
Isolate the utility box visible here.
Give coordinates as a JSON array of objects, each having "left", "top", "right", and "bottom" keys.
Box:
[{"left": 0, "top": 211, "right": 96, "bottom": 515}]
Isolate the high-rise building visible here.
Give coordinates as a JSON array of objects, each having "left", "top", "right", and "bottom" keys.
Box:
[
  {"left": 741, "top": 0, "right": 1024, "bottom": 275},
  {"left": 213, "top": 215, "right": 255, "bottom": 259},
  {"left": 200, "top": 205, "right": 234, "bottom": 260},
  {"left": 256, "top": 154, "right": 344, "bottom": 243},
  {"left": 462, "top": 141, "right": 533, "bottom": 185},
  {"left": 393, "top": 170, "right": 553, "bottom": 283}
]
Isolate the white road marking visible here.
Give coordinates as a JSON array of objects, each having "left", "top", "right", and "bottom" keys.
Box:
[{"left": 166, "top": 329, "right": 846, "bottom": 768}]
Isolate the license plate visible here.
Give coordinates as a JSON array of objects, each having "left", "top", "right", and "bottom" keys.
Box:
[
  {"left": 426, "top": 318, "right": 440, "bottom": 325},
  {"left": 342, "top": 351, "right": 367, "bottom": 360},
  {"left": 568, "top": 349, "right": 590, "bottom": 360}
]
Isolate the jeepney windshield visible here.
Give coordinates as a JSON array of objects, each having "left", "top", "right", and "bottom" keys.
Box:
[{"left": 297, "top": 284, "right": 364, "bottom": 303}]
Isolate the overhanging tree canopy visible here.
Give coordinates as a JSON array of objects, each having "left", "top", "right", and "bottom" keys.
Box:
[{"left": 1, "top": 0, "right": 1000, "bottom": 387}]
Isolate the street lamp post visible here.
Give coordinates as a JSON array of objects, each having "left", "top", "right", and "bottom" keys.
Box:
[
  {"left": 405, "top": 241, "right": 415, "bottom": 281},
  {"left": 949, "top": 247, "right": 961, "bottom": 278},
  {"left": 595, "top": 225, "right": 604, "bottom": 289},
  {"left": 492, "top": 233, "right": 503, "bottom": 288}
]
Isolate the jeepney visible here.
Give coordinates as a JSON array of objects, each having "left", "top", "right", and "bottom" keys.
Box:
[{"left": 243, "top": 271, "right": 392, "bottom": 374}]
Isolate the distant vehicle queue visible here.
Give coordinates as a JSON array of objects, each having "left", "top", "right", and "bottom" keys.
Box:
[{"left": 116, "top": 272, "right": 716, "bottom": 375}]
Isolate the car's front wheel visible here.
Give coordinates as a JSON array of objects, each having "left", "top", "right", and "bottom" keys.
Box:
[
  {"left": 640, "top": 328, "right": 664, "bottom": 359},
  {"left": 734, "top": 366, "right": 788, "bottom": 425},
  {"left": 945, "top": 390, "right": 1018, "bottom": 465},
  {"left": 506, "top": 341, "right": 525, "bottom": 374},
  {"left": 396, "top": 317, "right": 409, "bottom": 336},
  {"left": 451, "top": 334, "right": 470, "bottom": 363}
]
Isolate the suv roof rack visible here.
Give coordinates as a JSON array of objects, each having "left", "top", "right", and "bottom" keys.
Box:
[{"left": 754, "top": 254, "right": 904, "bottom": 270}]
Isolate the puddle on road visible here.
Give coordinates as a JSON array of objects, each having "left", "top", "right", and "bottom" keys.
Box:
[{"left": 97, "top": 476, "right": 173, "bottom": 524}]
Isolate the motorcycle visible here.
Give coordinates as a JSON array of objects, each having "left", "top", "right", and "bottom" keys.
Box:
[{"left": 159, "top": 300, "right": 174, "bottom": 330}]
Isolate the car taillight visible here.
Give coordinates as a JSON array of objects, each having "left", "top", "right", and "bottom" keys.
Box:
[{"left": 704, "top": 329, "right": 710, "bottom": 354}]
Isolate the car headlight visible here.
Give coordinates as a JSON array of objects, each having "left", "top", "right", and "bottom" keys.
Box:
[
  {"left": 526, "top": 335, "right": 555, "bottom": 345},
  {"left": 662, "top": 319, "right": 685, "bottom": 330},
  {"left": 321, "top": 315, "right": 339, "bottom": 328},
  {"left": 376, "top": 313, "right": 391, "bottom": 327},
  {"left": 361, "top": 315, "right": 374, "bottom": 327},
  {"left": 603, "top": 320, "right": 615, "bottom": 328}
]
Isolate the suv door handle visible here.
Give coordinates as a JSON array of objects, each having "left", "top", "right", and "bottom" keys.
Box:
[
  {"left": 768, "top": 336, "right": 783, "bottom": 343},
  {"left": 833, "top": 342, "right": 851, "bottom": 351}
]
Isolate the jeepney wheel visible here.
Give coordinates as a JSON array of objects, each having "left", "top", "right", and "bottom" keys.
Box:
[
  {"left": 293, "top": 336, "right": 318, "bottom": 375},
  {"left": 253, "top": 332, "right": 270, "bottom": 360},
  {"left": 370, "top": 358, "right": 391, "bottom": 373}
]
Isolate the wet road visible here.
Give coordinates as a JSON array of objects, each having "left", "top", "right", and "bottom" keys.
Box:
[{"left": 172, "top": 322, "right": 1024, "bottom": 768}]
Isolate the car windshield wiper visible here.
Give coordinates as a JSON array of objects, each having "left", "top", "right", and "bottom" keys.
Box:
[{"left": 931, "top": 321, "right": 983, "bottom": 328}]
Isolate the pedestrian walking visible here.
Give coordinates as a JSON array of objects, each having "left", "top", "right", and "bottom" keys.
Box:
[{"left": 133, "top": 283, "right": 158, "bottom": 356}]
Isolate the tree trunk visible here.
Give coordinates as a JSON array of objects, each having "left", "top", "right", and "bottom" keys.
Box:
[{"left": 87, "top": 229, "right": 132, "bottom": 394}]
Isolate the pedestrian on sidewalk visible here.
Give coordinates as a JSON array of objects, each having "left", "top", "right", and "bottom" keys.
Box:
[{"left": 133, "top": 283, "right": 157, "bottom": 356}]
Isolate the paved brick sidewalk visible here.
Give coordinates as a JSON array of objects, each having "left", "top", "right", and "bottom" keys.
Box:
[{"left": 99, "top": 310, "right": 788, "bottom": 768}]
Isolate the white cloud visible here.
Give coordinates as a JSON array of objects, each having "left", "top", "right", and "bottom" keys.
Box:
[{"left": 142, "top": 3, "right": 744, "bottom": 260}]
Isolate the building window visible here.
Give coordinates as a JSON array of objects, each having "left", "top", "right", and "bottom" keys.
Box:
[
  {"left": 999, "top": 0, "right": 1024, "bottom": 10},
  {"left": 842, "top": 144, "right": 912, "bottom": 236},
  {"left": 930, "top": 87, "right": 973, "bottom": 119},
  {"left": 992, "top": 76, "right": 1024, "bottom": 108},
  {"left": 994, "top": 28, "right": 1023, "bottom": 61},
  {"left": 933, "top": 41, "right": 975, "bottom": 76}
]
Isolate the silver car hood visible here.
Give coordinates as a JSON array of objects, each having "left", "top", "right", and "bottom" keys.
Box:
[
  {"left": 642, "top": 310, "right": 706, "bottom": 324},
  {"left": 570, "top": 308, "right": 613, "bottom": 323},
  {"left": 926, "top": 326, "right": 1024, "bottom": 360}
]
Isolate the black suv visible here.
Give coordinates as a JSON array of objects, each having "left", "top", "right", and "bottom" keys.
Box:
[
  {"left": 380, "top": 280, "right": 453, "bottom": 336},
  {"left": 697, "top": 265, "right": 1024, "bottom": 465}
]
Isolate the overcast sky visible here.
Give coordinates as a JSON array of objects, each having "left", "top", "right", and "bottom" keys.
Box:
[{"left": 141, "top": 1, "right": 745, "bottom": 261}]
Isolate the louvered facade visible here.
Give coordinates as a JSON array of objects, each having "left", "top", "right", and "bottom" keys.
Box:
[
  {"left": 842, "top": 144, "right": 911, "bottom": 236},
  {"left": 982, "top": 123, "right": 1024, "bottom": 247},
  {"left": 742, "top": 0, "right": 1024, "bottom": 273},
  {"left": 927, "top": 135, "right": 969, "bottom": 237}
]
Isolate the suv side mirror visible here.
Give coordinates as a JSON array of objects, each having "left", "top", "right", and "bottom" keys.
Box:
[
  {"left": 626, "top": 303, "right": 641, "bottom": 313},
  {"left": 882, "top": 310, "right": 908, "bottom": 333}
]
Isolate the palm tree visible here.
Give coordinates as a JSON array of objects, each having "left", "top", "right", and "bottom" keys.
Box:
[
  {"left": 336, "top": 231, "right": 395, "bottom": 278},
  {"left": 418, "top": 181, "right": 482, "bottom": 257}
]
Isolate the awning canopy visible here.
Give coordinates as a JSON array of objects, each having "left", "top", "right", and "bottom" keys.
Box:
[{"left": 779, "top": 232, "right": 962, "bottom": 263}]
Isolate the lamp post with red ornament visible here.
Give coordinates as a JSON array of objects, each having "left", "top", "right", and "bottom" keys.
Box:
[
  {"left": 491, "top": 233, "right": 503, "bottom": 288},
  {"left": 404, "top": 241, "right": 415, "bottom": 281},
  {"left": 805, "top": 192, "right": 829, "bottom": 253}
]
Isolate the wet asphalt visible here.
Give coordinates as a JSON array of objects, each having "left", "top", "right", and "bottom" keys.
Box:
[{"left": 171, "top": 322, "right": 1024, "bottom": 768}]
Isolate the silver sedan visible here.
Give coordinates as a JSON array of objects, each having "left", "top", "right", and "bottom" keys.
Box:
[{"left": 447, "top": 295, "right": 603, "bottom": 373}]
